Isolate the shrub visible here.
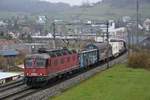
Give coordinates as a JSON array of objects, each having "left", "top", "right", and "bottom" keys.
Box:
[
  {"left": 128, "top": 50, "right": 150, "bottom": 69},
  {"left": 0, "top": 56, "right": 7, "bottom": 70}
]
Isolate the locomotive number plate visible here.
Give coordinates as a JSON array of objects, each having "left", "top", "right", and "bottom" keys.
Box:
[{"left": 31, "top": 73, "right": 38, "bottom": 76}]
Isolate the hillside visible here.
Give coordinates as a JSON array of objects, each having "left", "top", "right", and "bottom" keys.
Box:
[
  {"left": 102, "top": 0, "right": 150, "bottom": 7},
  {"left": 60, "top": 0, "right": 150, "bottom": 20},
  {"left": 0, "top": 0, "right": 150, "bottom": 20},
  {"left": 0, "top": 0, "right": 70, "bottom": 16}
]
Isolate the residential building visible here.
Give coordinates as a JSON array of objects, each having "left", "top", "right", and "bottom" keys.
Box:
[{"left": 143, "top": 18, "right": 150, "bottom": 32}]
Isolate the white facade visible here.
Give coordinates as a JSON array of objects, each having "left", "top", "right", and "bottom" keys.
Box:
[
  {"left": 143, "top": 18, "right": 150, "bottom": 31},
  {"left": 0, "top": 21, "right": 7, "bottom": 26},
  {"left": 122, "top": 16, "right": 131, "bottom": 23},
  {"left": 109, "top": 27, "right": 127, "bottom": 40},
  {"left": 37, "top": 16, "right": 46, "bottom": 24}
]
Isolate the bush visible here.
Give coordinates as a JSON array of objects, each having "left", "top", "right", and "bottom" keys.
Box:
[
  {"left": 0, "top": 56, "right": 7, "bottom": 70},
  {"left": 9, "top": 66, "right": 23, "bottom": 72},
  {"left": 128, "top": 50, "right": 150, "bottom": 69}
]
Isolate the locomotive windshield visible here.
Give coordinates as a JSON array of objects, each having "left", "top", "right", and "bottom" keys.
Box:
[
  {"left": 25, "top": 58, "right": 47, "bottom": 68},
  {"left": 36, "top": 59, "right": 46, "bottom": 67},
  {"left": 25, "top": 58, "right": 33, "bottom": 67}
]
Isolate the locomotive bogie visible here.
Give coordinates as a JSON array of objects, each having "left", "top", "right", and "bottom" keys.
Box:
[{"left": 24, "top": 76, "right": 48, "bottom": 87}]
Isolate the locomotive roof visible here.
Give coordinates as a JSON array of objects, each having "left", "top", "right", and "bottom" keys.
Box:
[
  {"left": 38, "top": 48, "right": 76, "bottom": 57},
  {"left": 26, "top": 53, "right": 50, "bottom": 59},
  {"left": 26, "top": 48, "right": 77, "bottom": 59}
]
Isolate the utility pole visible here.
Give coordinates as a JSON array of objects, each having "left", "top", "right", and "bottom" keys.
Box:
[
  {"left": 136, "top": 0, "right": 139, "bottom": 45},
  {"left": 52, "top": 22, "right": 56, "bottom": 49},
  {"left": 106, "top": 21, "right": 109, "bottom": 69},
  {"left": 127, "top": 26, "right": 131, "bottom": 55}
]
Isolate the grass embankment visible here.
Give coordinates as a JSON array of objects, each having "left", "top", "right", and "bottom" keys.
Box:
[{"left": 52, "top": 64, "right": 150, "bottom": 100}]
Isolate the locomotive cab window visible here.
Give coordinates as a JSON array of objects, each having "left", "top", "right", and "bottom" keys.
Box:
[
  {"left": 25, "top": 58, "right": 33, "bottom": 67},
  {"left": 36, "top": 58, "right": 46, "bottom": 67}
]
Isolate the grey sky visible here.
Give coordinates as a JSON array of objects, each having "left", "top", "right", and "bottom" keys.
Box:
[{"left": 41, "top": 0, "right": 101, "bottom": 6}]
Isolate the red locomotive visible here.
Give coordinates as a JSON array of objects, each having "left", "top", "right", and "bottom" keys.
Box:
[{"left": 24, "top": 48, "right": 79, "bottom": 86}]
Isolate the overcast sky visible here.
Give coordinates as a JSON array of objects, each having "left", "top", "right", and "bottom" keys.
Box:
[{"left": 41, "top": 0, "right": 102, "bottom": 6}]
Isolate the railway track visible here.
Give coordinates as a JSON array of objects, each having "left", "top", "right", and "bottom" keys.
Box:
[
  {"left": 0, "top": 87, "right": 36, "bottom": 100},
  {"left": 0, "top": 53, "right": 127, "bottom": 100},
  {"left": 0, "top": 78, "right": 23, "bottom": 88},
  {"left": 0, "top": 79, "right": 24, "bottom": 93},
  {"left": 0, "top": 84, "right": 30, "bottom": 100},
  {"left": 0, "top": 79, "right": 64, "bottom": 100}
]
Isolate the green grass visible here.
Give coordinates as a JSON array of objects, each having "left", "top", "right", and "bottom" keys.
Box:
[{"left": 52, "top": 64, "right": 150, "bottom": 100}]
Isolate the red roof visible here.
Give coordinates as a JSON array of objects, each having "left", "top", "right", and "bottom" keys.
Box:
[{"left": 0, "top": 39, "right": 16, "bottom": 46}]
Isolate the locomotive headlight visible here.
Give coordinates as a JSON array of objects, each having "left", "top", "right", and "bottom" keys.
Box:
[{"left": 40, "top": 73, "right": 42, "bottom": 76}]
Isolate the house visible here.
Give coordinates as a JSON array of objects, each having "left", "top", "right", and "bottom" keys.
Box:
[
  {"left": 143, "top": 18, "right": 150, "bottom": 32},
  {"left": 110, "top": 27, "right": 127, "bottom": 40},
  {"left": 140, "top": 36, "right": 150, "bottom": 50},
  {"left": 122, "top": 16, "right": 131, "bottom": 23},
  {"left": 0, "top": 21, "right": 7, "bottom": 26},
  {"left": 0, "top": 50, "right": 19, "bottom": 57},
  {"left": 0, "top": 39, "right": 17, "bottom": 50},
  {"left": 36, "top": 16, "right": 46, "bottom": 24},
  {"left": 0, "top": 50, "right": 19, "bottom": 67}
]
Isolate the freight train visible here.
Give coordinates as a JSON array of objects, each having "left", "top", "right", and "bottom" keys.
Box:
[{"left": 24, "top": 40, "right": 127, "bottom": 87}]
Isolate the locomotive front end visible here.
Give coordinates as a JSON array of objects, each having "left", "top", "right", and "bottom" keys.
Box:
[{"left": 24, "top": 54, "right": 49, "bottom": 87}]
